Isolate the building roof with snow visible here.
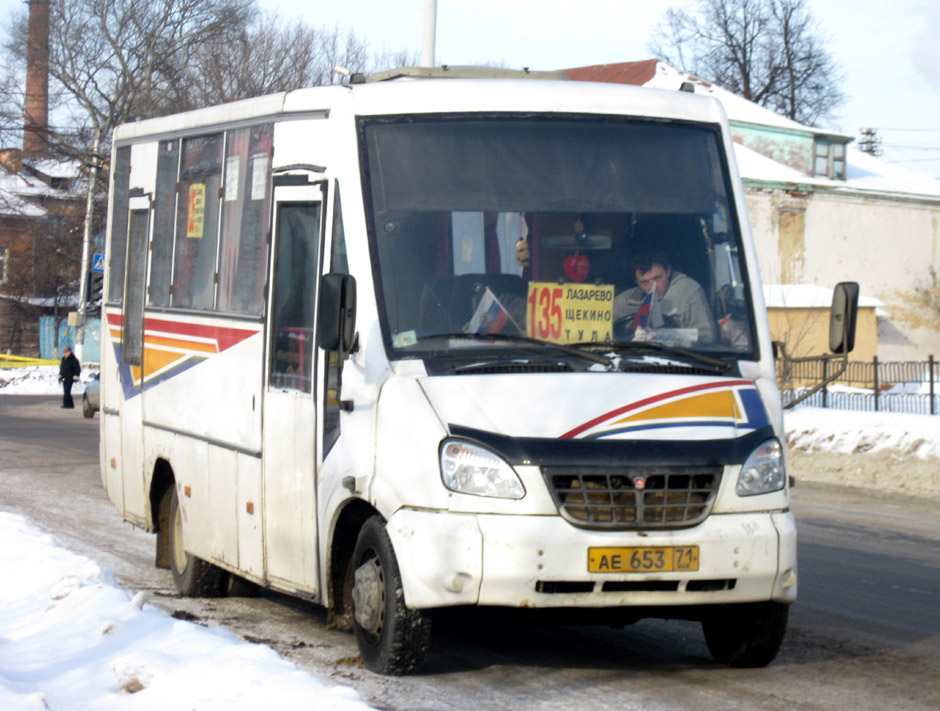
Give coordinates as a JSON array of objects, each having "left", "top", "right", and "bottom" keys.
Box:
[
  {"left": 0, "top": 151, "right": 85, "bottom": 219},
  {"left": 763, "top": 283, "right": 884, "bottom": 311},
  {"left": 566, "top": 60, "right": 940, "bottom": 203}
]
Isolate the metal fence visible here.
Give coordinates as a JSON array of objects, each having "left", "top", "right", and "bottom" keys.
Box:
[{"left": 777, "top": 355, "right": 939, "bottom": 415}]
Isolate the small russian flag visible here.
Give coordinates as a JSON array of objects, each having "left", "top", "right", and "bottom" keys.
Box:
[
  {"left": 468, "top": 287, "right": 509, "bottom": 334},
  {"left": 630, "top": 286, "right": 663, "bottom": 330}
]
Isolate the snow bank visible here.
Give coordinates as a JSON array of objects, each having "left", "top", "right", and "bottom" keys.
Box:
[
  {"left": 784, "top": 406, "right": 940, "bottom": 460},
  {"left": 0, "top": 365, "right": 95, "bottom": 395},
  {"left": 3, "top": 365, "right": 939, "bottom": 462},
  {"left": 0, "top": 512, "right": 375, "bottom": 711}
]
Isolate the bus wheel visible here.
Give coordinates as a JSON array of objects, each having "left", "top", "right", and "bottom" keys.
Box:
[
  {"left": 702, "top": 602, "right": 789, "bottom": 668},
  {"left": 351, "top": 516, "right": 431, "bottom": 675},
  {"left": 168, "top": 486, "right": 224, "bottom": 597}
]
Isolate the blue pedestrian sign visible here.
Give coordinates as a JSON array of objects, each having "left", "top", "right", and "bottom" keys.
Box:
[{"left": 92, "top": 253, "right": 105, "bottom": 273}]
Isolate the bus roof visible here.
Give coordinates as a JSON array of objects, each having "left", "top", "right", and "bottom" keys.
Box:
[{"left": 112, "top": 75, "right": 729, "bottom": 145}]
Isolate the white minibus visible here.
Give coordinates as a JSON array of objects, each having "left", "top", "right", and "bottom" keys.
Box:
[{"left": 100, "top": 68, "right": 842, "bottom": 674}]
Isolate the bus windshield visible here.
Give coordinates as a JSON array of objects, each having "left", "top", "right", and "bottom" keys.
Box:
[{"left": 360, "top": 115, "right": 757, "bottom": 368}]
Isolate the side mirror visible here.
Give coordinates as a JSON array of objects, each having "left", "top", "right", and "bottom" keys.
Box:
[
  {"left": 829, "top": 281, "right": 859, "bottom": 354},
  {"left": 317, "top": 273, "right": 357, "bottom": 354}
]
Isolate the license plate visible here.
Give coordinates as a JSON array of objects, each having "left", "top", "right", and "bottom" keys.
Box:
[{"left": 588, "top": 546, "right": 700, "bottom": 573}]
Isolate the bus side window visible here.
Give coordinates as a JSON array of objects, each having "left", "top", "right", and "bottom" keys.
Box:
[
  {"left": 106, "top": 145, "right": 131, "bottom": 304},
  {"left": 173, "top": 134, "right": 223, "bottom": 310},
  {"left": 218, "top": 124, "right": 273, "bottom": 315},
  {"left": 148, "top": 139, "right": 179, "bottom": 308}
]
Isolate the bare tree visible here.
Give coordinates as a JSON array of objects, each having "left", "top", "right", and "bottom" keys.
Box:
[
  {"left": 176, "top": 14, "right": 421, "bottom": 107},
  {"left": 650, "top": 0, "right": 843, "bottom": 126},
  {"left": 57, "top": 0, "right": 254, "bottom": 136},
  {"left": 3, "top": 0, "right": 255, "bottom": 156},
  {"left": 180, "top": 18, "right": 382, "bottom": 108}
]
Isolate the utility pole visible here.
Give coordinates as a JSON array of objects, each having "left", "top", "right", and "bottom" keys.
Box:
[
  {"left": 859, "top": 127, "right": 882, "bottom": 156},
  {"left": 75, "top": 129, "right": 101, "bottom": 363},
  {"left": 422, "top": 0, "right": 437, "bottom": 67}
]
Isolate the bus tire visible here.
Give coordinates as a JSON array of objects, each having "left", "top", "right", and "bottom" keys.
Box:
[
  {"left": 702, "top": 601, "right": 789, "bottom": 668},
  {"left": 351, "top": 516, "right": 431, "bottom": 675},
  {"left": 168, "top": 486, "right": 225, "bottom": 597}
]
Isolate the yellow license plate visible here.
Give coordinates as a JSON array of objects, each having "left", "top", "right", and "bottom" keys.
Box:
[{"left": 588, "top": 546, "right": 700, "bottom": 573}]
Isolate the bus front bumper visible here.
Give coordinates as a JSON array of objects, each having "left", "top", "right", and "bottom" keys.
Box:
[{"left": 385, "top": 508, "right": 797, "bottom": 610}]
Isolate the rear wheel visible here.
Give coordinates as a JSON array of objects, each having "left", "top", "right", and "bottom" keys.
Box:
[
  {"left": 702, "top": 602, "right": 789, "bottom": 668},
  {"left": 82, "top": 395, "right": 94, "bottom": 418},
  {"left": 168, "top": 486, "right": 225, "bottom": 597},
  {"left": 352, "top": 516, "right": 431, "bottom": 675}
]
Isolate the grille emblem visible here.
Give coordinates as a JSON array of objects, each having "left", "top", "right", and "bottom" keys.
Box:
[{"left": 633, "top": 476, "right": 647, "bottom": 491}]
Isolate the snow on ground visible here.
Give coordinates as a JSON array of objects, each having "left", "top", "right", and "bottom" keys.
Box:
[
  {"left": 0, "top": 513, "right": 375, "bottom": 711},
  {"left": 4, "top": 366, "right": 937, "bottom": 460},
  {"left": 0, "top": 364, "right": 97, "bottom": 395},
  {"left": 785, "top": 406, "right": 940, "bottom": 460},
  {"left": 2, "top": 365, "right": 938, "bottom": 709}
]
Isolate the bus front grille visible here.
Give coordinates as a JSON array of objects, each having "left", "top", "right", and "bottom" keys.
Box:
[{"left": 542, "top": 465, "right": 722, "bottom": 530}]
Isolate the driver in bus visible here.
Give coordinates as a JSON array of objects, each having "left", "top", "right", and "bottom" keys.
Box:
[{"left": 613, "top": 249, "right": 718, "bottom": 343}]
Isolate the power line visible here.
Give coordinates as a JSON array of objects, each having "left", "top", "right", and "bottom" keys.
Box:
[
  {"left": 871, "top": 127, "right": 940, "bottom": 133},
  {"left": 880, "top": 144, "right": 940, "bottom": 151},
  {"left": 886, "top": 157, "right": 940, "bottom": 164}
]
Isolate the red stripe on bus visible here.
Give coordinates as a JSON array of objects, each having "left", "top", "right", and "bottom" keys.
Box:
[
  {"left": 560, "top": 379, "right": 755, "bottom": 439},
  {"left": 143, "top": 317, "right": 259, "bottom": 353}
]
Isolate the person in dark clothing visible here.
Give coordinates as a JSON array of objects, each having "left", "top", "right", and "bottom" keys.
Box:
[{"left": 59, "top": 346, "right": 81, "bottom": 409}]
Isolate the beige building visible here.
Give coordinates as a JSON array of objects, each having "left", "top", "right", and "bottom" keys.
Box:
[
  {"left": 568, "top": 61, "right": 940, "bottom": 361},
  {"left": 763, "top": 284, "right": 880, "bottom": 362}
]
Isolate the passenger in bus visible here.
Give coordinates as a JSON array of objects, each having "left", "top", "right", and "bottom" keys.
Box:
[{"left": 613, "top": 250, "right": 718, "bottom": 342}]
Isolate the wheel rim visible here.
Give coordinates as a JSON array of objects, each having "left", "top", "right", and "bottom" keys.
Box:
[
  {"left": 171, "top": 495, "right": 187, "bottom": 574},
  {"left": 352, "top": 553, "right": 386, "bottom": 641}
]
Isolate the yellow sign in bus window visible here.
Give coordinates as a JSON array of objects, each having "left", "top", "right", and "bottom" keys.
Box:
[
  {"left": 526, "top": 282, "right": 613, "bottom": 344},
  {"left": 186, "top": 183, "right": 206, "bottom": 238}
]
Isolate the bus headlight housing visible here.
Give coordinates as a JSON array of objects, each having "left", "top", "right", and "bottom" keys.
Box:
[
  {"left": 736, "top": 439, "right": 785, "bottom": 496},
  {"left": 440, "top": 440, "right": 525, "bottom": 499}
]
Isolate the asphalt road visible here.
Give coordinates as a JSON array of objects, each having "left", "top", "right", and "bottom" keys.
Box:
[{"left": 1, "top": 394, "right": 939, "bottom": 710}]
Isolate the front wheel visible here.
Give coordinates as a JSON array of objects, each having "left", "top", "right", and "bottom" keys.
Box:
[
  {"left": 82, "top": 395, "right": 94, "bottom": 418},
  {"left": 352, "top": 516, "right": 431, "bottom": 675},
  {"left": 167, "top": 486, "right": 225, "bottom": 597},
  {"left": 702, "top": 602, "right": 789, "bottom": 668}
]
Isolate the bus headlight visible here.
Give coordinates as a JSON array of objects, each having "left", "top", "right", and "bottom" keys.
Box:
[
  {"left": 440, "top": 440, "right": 525, "bottom": 499},
  {"left": 736, "top": 439, "right": 785, "bottom": 496}
]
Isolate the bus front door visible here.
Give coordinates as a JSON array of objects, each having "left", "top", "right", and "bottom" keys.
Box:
[
  {"left": 117, "top": 196, "right": 152, "bottom": 524},
  {"left": 262, "top": 177, "right": 325, "bottom": 593}
]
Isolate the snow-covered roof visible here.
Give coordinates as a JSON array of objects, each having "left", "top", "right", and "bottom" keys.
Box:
[
  {"left": 0, "top": 292, "right": 80, "bottom": 308},
  {"left": 0, "top": 169, "right": 51, "bottom": 217},
  {"left": 763, "top": 284, "right": 883, "bottom": 312},
  {"left": 568, "top": 60, "right": 850, "bottom": 139},
  {"left": 568, "top": 60, "right": 940, "bottom": 201},
  {"left": 734, "top": 142, "right": 940, "bottom": 199},
  {"left": 643, "top": 63, "right": 940, "bottom": 200},
  {"left": 23, "top": 157, "right": 84, "bottom": 180},
  {"left": 0, "top": 160, "right": 86, "bottom": 217},
  {"left": 643, "top": 62, "right": 847, "bottom": 138}
]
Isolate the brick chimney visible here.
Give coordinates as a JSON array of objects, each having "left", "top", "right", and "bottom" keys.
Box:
[{"left": 23, "top": 0, "right": 50, "bottom": 158}]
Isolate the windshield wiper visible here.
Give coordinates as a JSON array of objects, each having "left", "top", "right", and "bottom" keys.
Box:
[
  {"left": 574, "top": 340, "right": 733, "bottom": 373},
  {"left": 417, "top": 332, "right": 613, "bottom": 366}
]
